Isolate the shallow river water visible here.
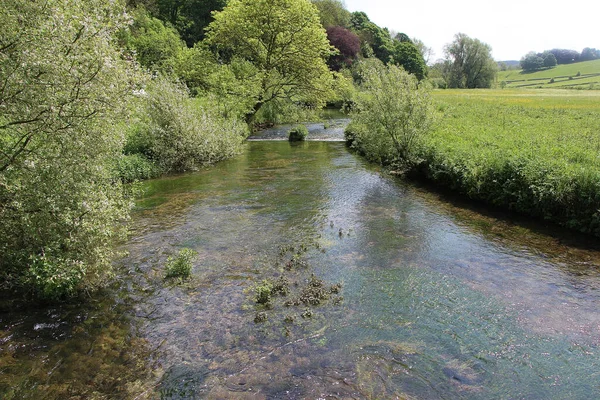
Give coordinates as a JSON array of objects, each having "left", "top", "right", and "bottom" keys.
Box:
[{"left": 2, "top": 124, "right": 600, "bottom": 399}]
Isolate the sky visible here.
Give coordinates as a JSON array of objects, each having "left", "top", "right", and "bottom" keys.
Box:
[{"left": 342, "top": 0, "right": 600, "bottom": 62}]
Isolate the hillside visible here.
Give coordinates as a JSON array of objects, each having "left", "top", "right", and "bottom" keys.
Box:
[{"left": 498, "top": 59, "right": 600, "bottom": 88}]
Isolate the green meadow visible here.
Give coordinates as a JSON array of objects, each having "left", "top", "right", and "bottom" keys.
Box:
[
  {"left": 498, "top": 59, "right": 600, "bottom": 88},
  {"left": 419, "top": 89, "right": 600, "bottom": 235}
]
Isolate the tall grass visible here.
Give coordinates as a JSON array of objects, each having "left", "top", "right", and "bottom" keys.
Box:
[{"left": 417, "top": 90, "right": 600, "bottom": 235}]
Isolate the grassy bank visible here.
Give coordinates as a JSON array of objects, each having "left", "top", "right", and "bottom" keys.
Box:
[{"left": 416, "top": 89, "right": 600, "bottom": 236}]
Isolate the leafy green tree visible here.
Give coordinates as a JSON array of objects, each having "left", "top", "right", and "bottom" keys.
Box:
[
  {"left": 391, "top": 41, "right": 427, "bottom": 80},
  {"left": 311, "top": 0, "right": 351, "bottom": 28},
  {"left": 543, "top": 52, "right": 557, "bottom": 68},
  {"left": 154, "top": 0, "right": 227, "bottom": 46},
  {"left": 349, "top": 60, "right": 434, "bottom": 167},
  {"left": 120, "top": 7, "right": 186, "bottom": 71},
  {"left": 0, "top": 0, "right": 138, "bottom": 299},
  {"left": 394, "top": 32, "right": 411, "bottom": 43},
  {"left": 349, "top": 12, "right": 394, "bottom": 63},
  {"left": 205, "top": 0, "right": 335, "bottom": 123},
  {"left": 444, "top": 33, "right": 497, "bottom": 88},
  {"left": 520, "top": 51, "right": 544, "bottom": 72},
  {"left": 580, "top": 47, "right": 599, "bottom": 61}
]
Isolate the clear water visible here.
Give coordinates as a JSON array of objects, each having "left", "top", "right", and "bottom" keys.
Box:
[{"left": 2, "top": 135, "right": 600, "bottom": 399}]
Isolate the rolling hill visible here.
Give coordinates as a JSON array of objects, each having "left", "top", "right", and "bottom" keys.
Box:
[{"left": 498, "top": 59, "right": 600, "bottom": 89}]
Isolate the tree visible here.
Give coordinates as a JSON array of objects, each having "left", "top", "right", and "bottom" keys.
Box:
[
  {"left": 349, "top": 12, "right": 394, "bottom": 63},
  {"left": 326, "top": 26, "right": 361, "bottom": 70},
  {"left": 348, "top": 60, "right": 434, "bottom": 167},
  {"left": 520, "top": 51, "right": 544, "bottom": 72},
  {"left": 391, "top": 41, "right": 427, "bottom": 80},
  {"left": 120, "top": 7, "right": 186, "bottom": 71},
  {"left": 543, "top": 52, "right": 557, "bottom": 68},
  {"left": 394, "top": 32, "right": 411, "bottom": 43},
  {"left": 205, "top": 0, "right": 335, "bottom": 123},
  {"left": 311, "top": 0, "right": 351, "bottom": 28},
  {"left": 153, "top": 0, "right": 227, "bottom": 46},
  {"left": 0, "top": 0, "right": 138, "bottom": 298},
  {"left": 549, "top": 48, "right": 580, "bottom": 64},
  {"left": 412, "top": 38, "right": 434, "bottom": 65},
  {"left": 580, "top": 47, "right": 600, "bottom": 62},
  {"left": 444, "top": 33, "right": 497, "bottom": 88}
]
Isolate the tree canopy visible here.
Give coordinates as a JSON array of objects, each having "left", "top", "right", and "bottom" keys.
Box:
[
  {"left": 206, "top": 0, "right": 335, "bottom": 122},
  {"left": 444, "top": 33, "right": 496, "bottom": 88},
  {"left": 311, "top": 0, "right": 350, "bottom": 29},
  {"left": 326, "top": 26, "right": 361, "bottom": 71}
]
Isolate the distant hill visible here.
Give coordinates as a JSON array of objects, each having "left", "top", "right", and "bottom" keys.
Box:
[
  {"left": 498, "top": 60, "right": 520, "bottom": 67},
  {"left": 497, "top": 59, "right": 600, "bottom": 88}
]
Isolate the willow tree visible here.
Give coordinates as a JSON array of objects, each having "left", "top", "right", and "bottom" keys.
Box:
[
  {"left": 0, "top": 0, "right": 137, "bottom": 299},
  {"left": 206, "top": 0, "right": 335, "bottom": 123}
]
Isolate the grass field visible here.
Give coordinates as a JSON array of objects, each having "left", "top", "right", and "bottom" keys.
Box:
[
  {"left": 419, "top": 89, "right": 600, "bottom": 235},
  {"left": 497, "top": 59, "right": 600, "bottom": 89}
]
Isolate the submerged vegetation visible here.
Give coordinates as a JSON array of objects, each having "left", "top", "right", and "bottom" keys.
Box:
[{"left": 164, "top": 248, "right": 197, "bottom": 280}]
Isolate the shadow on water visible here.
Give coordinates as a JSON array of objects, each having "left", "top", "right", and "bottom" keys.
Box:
[{"left": 2, "top": 134, "right": 600, "bottom": 399}]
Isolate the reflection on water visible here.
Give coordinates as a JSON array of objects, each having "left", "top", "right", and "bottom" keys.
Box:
[{"left": 2, "top": 138, "right": 600, "bottom": 399}]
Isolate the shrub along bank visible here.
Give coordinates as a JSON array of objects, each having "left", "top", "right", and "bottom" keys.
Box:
[{"left": 348, "top": 89, "right": 600, "bottom": 237}]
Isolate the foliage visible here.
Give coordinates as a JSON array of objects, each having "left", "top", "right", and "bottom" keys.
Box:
[
  {"left": 521, "top": 51, "right": 557, "bottom": 72},
  {"left": 348, "top": 60, "right": 435, "bottom": 167},
  {"left": 549, "top": 48, "right": 580, "bottom": 64},
  {"left": 164, "top": 248, "right": 196, "bottom": 279},
  {"left": 391, "top": 41, "right": 427, "bottom": 80},
  {"left": 580, "top": 47, "right": 600, "bottom": 62},
  {"left": 444, "top": 33, "right": 497, "bottom": 88},
  {"left": 288, "top": 125, "right": 309, "bottom": 141},
  {"left": 350, "top": 13, "right": 394, "bottom": 64},
  {"left": 0, "top": 0, "right": 138, "bottom": 299},
  {"left": 119, "top": 7, "right": 186, "bottom": 71},
  {"left": 254, "top": 280, "right": 274, "bottom": 304},
  {"left": 153, "top": 0, "right": 227, "bottom": 46},
  {"left": 311, "top": 0, "right": 351, "bottom": 28},
  {"left": 142, "top": 77, "right": 247, "bottom": 173},
  {"left": 543, "top": 52, "right": 557, "bottom": 68},
  {"left": 420, "top": 90, "right": 600, "bottom": 236},
  {"left": 520, "top": 52, "right": 544, "bottom": 72},
  {"left": 326, "top": 26, "right": 361, "bottom": 71},
  {"left": 206, "top": 0, "right": 335, "bottom": 123},
  {"left": 115, "top": 154, "right": 160, "bottom": 183}
]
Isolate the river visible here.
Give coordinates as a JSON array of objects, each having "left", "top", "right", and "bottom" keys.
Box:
[{"left": 2, "top": 121, "right": 600, "bottom": 399}]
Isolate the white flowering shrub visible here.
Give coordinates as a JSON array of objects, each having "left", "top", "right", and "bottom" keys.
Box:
[{"left": 0, "top": 0, "right": 137, "bottom": 299}]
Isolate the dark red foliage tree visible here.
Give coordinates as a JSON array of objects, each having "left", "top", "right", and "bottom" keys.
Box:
[{"left": 326, "top": 26, "right": 361, "bottom": 71}]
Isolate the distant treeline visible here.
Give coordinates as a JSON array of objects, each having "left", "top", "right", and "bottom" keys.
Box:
[{"left": 520, "top": 48, "right": 600, "bottom": 71}]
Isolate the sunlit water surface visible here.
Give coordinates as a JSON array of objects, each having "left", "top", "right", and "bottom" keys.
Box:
[{"left": 2, "top": 134, "right": 600, "bottom": 399}]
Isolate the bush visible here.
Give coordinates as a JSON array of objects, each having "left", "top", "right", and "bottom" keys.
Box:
[
  {"left": 349, "top": 61, "right": 435, "bottom": 168},
  {"left": 164, "top": 248, "right": 196, "bottom": 279},
  {"left": 288, "top": 124, "right": 309, "bottom": 142},
  {"left": 144, "top": 77, "right": 247, "bottom": 173},
  {"left": 115, "top": 154, "right": 161, "bottom": 183},
  {"left": 0, "top": 0, "right": 137, "bottom": 299}
]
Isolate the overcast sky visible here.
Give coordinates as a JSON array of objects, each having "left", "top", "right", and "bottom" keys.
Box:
[{"left": 342, "top": 0, "right": 599, "bottom": 62}]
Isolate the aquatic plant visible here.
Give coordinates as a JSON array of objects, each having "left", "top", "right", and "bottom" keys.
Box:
[
  {"left": 254, "top": 280, "right": 274, "bottom": 304},
  {"left": 288, "top": 124, "right": 309, "bottom": 142},
  {"left": 164, "top": 248, "right": 196, "bottom": 279}
]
